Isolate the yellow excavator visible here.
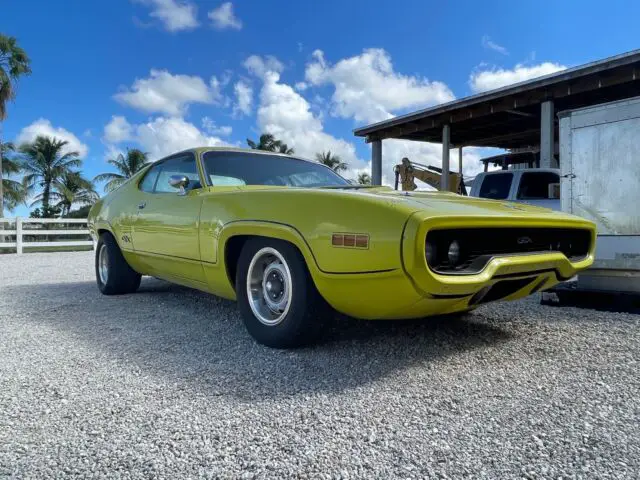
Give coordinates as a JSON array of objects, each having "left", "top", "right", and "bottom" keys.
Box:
[{"left": 393, "top": 157, "right": 467, "bottom": 195}]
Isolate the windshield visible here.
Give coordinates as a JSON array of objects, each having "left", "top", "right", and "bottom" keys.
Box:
[{"left": 201, "top": 150, "right": 349, "bottom": 188}]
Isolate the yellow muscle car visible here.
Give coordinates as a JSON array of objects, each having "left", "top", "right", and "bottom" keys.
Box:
[{"left": 88, "top": 147, "right": 596, "bottom": 348}]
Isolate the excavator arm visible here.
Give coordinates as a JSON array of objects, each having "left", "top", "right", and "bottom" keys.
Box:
[{"left": 394, "top": 158, "right": 467, "bottom": 195}]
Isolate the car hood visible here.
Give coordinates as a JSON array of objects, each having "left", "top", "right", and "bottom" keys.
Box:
[
  {"left": 199, "top": 185, "right": 570, "bottom": 220},
  {"left": 321, "top": 186, "right": 563, "bottom": 218}
]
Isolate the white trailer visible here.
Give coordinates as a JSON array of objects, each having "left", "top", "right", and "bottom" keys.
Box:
[{"left": 558, "top": 96, "right": 640, "bottom": 293}]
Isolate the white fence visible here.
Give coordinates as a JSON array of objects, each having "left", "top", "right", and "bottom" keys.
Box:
[{"left": 0, "top": 218, "right": 94, "bottom": 255}]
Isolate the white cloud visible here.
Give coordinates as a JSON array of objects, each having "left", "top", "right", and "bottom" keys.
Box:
[
  {"left": 137, "top": 0, "right": 199, "bottom": 32},
  {"left": 305, "top": 48, "right": 455, "bottom": 124},
  {"left": 469, "top": 62, "right": 567, "bottom": 93},
  {"left": 233, "top": 80, "right": 253, "bottom": 116},
  {"left": 104, "top": 115, "right": 230, "bottom": 161},
  {"left": 208, "top": 2, "right": 242, "bottom": 30},
  {"left": 135, "top": 117, "right": 229, "bottom": 159},
  {"left": 294, "top": 82, "right": 308, "bottom": 91},
  {"left": 481, "top": 35, "right": 508, "bottom": 55},
  {"left": 114, "top": 69, "right": 222, "bottom": 115},
  {"left": 16, "top": 119, "right": 89, "bottom": 158},
  {"left": 202, "top": 116, "right": 232, "bottom": 136},
  {"left": 104, "top": 115, "right": 133, "bottom": 143},
  {"left": 243, "top": 55, "right": 284, "bottom": 80},
  {"left": 246, "top": 55, "right": 363, "bottom": 170}
]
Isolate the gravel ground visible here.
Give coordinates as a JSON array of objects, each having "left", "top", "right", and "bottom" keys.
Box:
[{"left": 0, "top": 251, "right": 639, "bottom": 479}]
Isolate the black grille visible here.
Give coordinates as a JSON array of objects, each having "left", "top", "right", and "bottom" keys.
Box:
[
  {"left": 426, "top": 227, "right": 591, "bottom": 275},
  {"left": 469, "top": 277, "right": 536, "bottom": 306}
]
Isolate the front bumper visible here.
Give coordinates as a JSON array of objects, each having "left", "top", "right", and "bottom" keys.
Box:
[{"left": 402, "top": 213, "right": 596, "bottom": 297}]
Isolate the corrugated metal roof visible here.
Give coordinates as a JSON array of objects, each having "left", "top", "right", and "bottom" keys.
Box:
[{"left": 354, "top": 49, "right": 640, "bottom": 138}]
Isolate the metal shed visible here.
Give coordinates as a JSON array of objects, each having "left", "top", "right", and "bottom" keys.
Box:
[{"left": 353, "top": 49, "right": 640, "bottom": 188}]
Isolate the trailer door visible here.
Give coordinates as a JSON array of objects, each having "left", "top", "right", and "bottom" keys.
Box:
[{"left": 564, "top": 102, "right": 640, "bottom": 235}]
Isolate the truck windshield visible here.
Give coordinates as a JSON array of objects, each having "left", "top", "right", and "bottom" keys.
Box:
[
  {"left": 202, "top": 151, "right": 350, "bottom": 188},
  {"left": 478, "top": 173, "right": 513, "bottom": 199}
]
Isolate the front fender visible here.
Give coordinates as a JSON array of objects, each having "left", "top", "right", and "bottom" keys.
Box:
[
  {"left": 199, "top": 220, "right": 324, "bottom": 301},
  {"left": 217, "top": 220, "right": 320, "bottom": 273}
]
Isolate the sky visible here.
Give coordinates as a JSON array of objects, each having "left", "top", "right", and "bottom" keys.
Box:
[{"left": 2, "top": 0, "right": 640, "bottom": 216}]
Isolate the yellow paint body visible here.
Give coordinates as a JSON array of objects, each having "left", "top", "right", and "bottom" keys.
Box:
[{"left": 88, "top": 147, "right": 597, "bottom": 319}]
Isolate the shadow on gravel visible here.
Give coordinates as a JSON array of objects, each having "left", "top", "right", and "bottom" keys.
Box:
[
  {"left": 4, "top": 278, "right": 514, "bottom": 401},
  {"left": 542, "top": 290, "right": 640, "bottom": 314}
]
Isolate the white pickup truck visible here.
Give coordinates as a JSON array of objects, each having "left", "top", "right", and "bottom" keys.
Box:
[{"left": 469, "top": 168, "right": 561, "bottom": 211}]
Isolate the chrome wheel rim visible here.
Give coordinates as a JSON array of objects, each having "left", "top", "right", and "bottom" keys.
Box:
[
  {"left": 246, "top": 247, "right": 292, "bottom": 326},
  {"left": 98, "top": 244, "right": 109, "bottom": 285}
]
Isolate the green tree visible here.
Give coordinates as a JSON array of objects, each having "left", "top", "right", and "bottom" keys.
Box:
[
  {"left": 93, "top": 148, "right": 149, "bottom": 193},
  {"left": 20, "top": 136, "right": 82, "bottom": 217},
  {"left": 0, "top": 34, "right": 31, "bottom": 216},
  {"left": 316, "top": 150, "right": 348, "bottom": 173},
  {"left": 66, "top": 204, "right": 93, "bottom": 219},
  {"left": 247, "top": 133, "right": 294, "bottom": 154},
  {"left": 357, "top": 172, "right": 371, "bottom": 185},
  {"left": 32, "top": 170, "right": 97, "bottom": 217},
  {"left": 1, "top": 141, "right": 25, "bottom": 212}
]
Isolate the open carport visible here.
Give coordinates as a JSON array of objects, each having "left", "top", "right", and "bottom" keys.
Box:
[{"left": 354, "top": 49, "right": 640, "bottom": 188}]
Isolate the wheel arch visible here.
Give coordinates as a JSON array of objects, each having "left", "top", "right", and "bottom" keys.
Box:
[{"left": 220, "top": 221, "right": 322, "bottom": 293}]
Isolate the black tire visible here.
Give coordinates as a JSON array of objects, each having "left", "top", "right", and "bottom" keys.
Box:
[
  {"left": 95, "top": 232, "right": 141, "bottom": 295},
  {"left": 235, "top": 238, "right": 324, "bottom": 348}
]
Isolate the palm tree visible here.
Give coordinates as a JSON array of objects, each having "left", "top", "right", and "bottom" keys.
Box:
[
  {"left": 32, "top": 170, "right": 98, "bottom": 217},
  {"left": 94, "top": 148, "right": 149, "bottom": 193},
  {"left": 0, "top": 34, "right": 31, "bottom": 216},
  {"left": 316, "top": 151, "right": 348, "bottom": 173},
  {"left": 247, "top": 133, "right": 294, "bottom": 154},
  {"left": 1, "top": 141, "right": 25, "bottom": 212},
  {"left": 357, "top": 172, "right": 371, "bottom": 185},
  {"left": 20, "top": 136, "right": 82, "bottom": 217}
]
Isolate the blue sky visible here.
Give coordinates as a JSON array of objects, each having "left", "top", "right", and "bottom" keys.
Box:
[{"left": 3, "top": 0, "right": 640, "bottom": 216}]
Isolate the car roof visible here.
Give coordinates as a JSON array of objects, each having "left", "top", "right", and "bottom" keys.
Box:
[{"left": 156, "top": 146, "right": 320, "bottom": 166}]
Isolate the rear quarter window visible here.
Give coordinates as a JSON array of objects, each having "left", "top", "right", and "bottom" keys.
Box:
[{"left": 478, "top": 173, "right": 513, "bottom": 200}]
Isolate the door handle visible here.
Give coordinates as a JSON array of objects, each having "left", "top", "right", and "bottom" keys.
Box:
[{"left": 138, "top": 202, "right": 146, "bottom": 210}]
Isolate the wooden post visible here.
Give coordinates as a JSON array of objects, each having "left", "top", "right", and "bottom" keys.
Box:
[{"left": 441, "top": 125, "right": 450, "bottom": 191}]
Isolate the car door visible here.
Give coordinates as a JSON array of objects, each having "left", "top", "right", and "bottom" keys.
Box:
[{"left": 133, "top": 152, "right": 207, "bottom": 287}]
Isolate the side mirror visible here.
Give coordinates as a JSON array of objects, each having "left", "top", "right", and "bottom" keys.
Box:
[{"left": 169, "top": 175, "right": 190, "bottom": 195}]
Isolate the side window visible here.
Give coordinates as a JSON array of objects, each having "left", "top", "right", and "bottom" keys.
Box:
[
  {"left": 139, "top": 165, "right": 161, "bottom": 192},
  {"left": 517, "top": 172, "right": 560, "bottom": 200},
  {"left": 478, "top": 173, "right": 513, "bottom": 200},
  {"left": 154, "top": 154, "right": 201, "bottom": 193}
]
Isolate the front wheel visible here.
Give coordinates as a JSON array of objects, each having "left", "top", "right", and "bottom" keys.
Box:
[
  {"left": 95, "top": 232, "right": 141, "bottom": 295},
  {"left": 235, "top": 238, "right": 324, "bottom": 348}
]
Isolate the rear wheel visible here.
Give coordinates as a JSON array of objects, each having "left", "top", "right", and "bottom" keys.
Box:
[
  {"left": 95, "top": 232, "right": 141, "bottom": 295},
  {"left": 235, "top": 238, "right": 323, "bottom": 348}
]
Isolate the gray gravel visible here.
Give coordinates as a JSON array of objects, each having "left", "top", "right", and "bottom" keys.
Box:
[{"left": 0, "top": 251, "right": 639, "bottom": 479}]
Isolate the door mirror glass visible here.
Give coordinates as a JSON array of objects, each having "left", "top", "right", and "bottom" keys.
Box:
[{"left": 168, "top": 174, "right": 190, "bottom": 194}]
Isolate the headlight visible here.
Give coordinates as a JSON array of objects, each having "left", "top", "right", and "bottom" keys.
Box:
[{"left": 447, "top": 240, "right": 461, "bottom": 266}]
